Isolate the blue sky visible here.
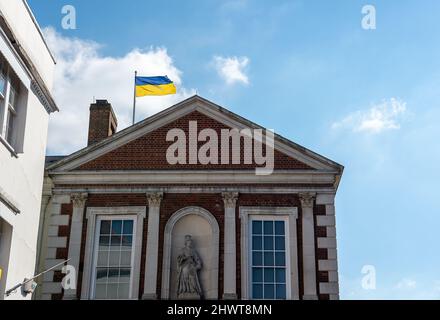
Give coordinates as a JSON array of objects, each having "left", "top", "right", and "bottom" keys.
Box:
[{"left": 28, "top": 0, "right": 440, "bottom": 299}]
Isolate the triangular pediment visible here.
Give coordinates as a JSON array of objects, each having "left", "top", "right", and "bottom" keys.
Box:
[{"left": 47, "top": 96, "right": 343, "bottom": 174}]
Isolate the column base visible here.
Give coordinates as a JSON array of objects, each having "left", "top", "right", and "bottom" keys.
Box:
[
  {"left": 223, "top": 293, "right": 237, "bottom": 300},
  {"left": 302, "top": 294, "right": 318, "bottom": 300},
  {"left": 142, "top": 293, "right": 158, "bottom": 300},
  {"left": 63, "top": 293, "right": 78, "bottom": 300}
]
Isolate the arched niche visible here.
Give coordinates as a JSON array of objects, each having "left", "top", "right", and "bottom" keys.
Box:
[{"left": 161, "top": 206, "right": 219, "bottom": 299}]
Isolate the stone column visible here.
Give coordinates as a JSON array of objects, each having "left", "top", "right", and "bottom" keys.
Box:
[
  {"left": 63, "top": 193, "right": 88, "bottom": 300},
  {"left": 142, "top": 192, "right": 163, "bottom": 300},
  {"left": 299, "top": 193, "right": 318, "bottom": 300},
  {"left": 222, "top": 192, "right": 239, "bottom": 300}
]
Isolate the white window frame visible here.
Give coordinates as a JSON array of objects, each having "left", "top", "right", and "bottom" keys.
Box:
[
  {"left": 249, "top": 215, "right": 290, "bottom": 300},
  {"left": 81, "top": 207, "right": 146, "bottom": 300},
  {"left": 0, "top": 58, "right": 20, "bottom": 151},
  {"left": 239, "top": 207, "right": 299, "bottom": 300},
  {"left": 90, "top": 215, "right": 137, "bottom": 300}
]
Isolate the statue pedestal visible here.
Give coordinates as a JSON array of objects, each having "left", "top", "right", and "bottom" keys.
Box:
[{"left": 178, "top": 292, "right": 201, "bottom": 300}]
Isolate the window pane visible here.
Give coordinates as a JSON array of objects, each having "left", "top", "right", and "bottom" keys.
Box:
[
  {"left": 119, "top": 268, "right": 131, "bottom": 283},
  {"left": 264, "top": 236, "right": 273, "bottom": 250},
  {"left": 264, "top": 268, "right": 274, "bottom": 283},
  {"left": 122, "top": 235, "right": 133, "bottom": 250},
  {"left": 252, "top": 251, "right": 262, "bottom": 266},
  {"left": 263, "top": 221, "right": 273, "bottom": 235},
  {"left": 275, "top": 268, "right": 286, "bottom": 283},
  {"left": 264, "top": 252, "right": 274, "bottom": 266},
  {"left": 107, "top": 284, "right": 118, "bottom": 299},
  {"left": 120, "top": 251, "right": 132, "bottom": 266},
  {"left": 95, "top": 284, "right": 107, "bottom": 299},
  {"left": 99, "top": 236, "right": 110, "bottom": 250},
  {"left": 123, "top": 220, "right": 133, "bottom": 235},
  {"left": 96, "top": 268, "right": 108, "bottom": 283},
  {"left": 110, "top": 235, "right": 121, "bottom": 247},
  {"left": 275, "top": 236, "right": 285, "bottom": 250},
  {"left": 118, "top": 283, "right": 130, "bottom": 299},
  {"left": 100, "top": 221, "right": 111, "bottom": 235},
  {"left": 0, "top": 73, "right": 5, "bottom": 95},
  {"left": 108, "top": 251, "right": 120, "bottom": 266},
  {"left": 8, "top": 87, "right": 16, "bottom": 107},
  {"left": 252, "top": 236, "right": 262, "bottom": 250},
  {"left": 252, "top": 221, "right": 262, "bottom": 235},
  {"left": 275, "top": 252, "right": 285, "bottom": 266},
  {"left": 111, "top": 220, "right": 122, "bottom": 235},
  {"left": 276, "top": 284, "right": 286, "bottom": 299},
  {"left": 252, "top": 268, "right": 263, "bottom": 282},
  {"left": 97, "top": 251, "right": 109, "bottom": 266},
  {"left": 275, "top": 221, "right": 285, "bottom": 235},
  {"left": 264, "top": 284, "right": 275, "bottom": 299},
  {"left": 108, "top": 268, "right": 119, "bottom": 282},
  {"left": 5, "top": 111, "right": 14, "bottom": 143},
  {"left": 252, "top": 284, "right": 263, "bottom": 299}
]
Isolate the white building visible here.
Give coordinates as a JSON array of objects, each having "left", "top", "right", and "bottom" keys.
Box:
[{"left": 0, "top": 1, "right": 58, "bottom": 299}]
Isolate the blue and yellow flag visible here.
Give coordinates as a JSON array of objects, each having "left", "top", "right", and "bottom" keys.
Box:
[{"left": 135, "top": 76, "right": 176, "bottom": 97}]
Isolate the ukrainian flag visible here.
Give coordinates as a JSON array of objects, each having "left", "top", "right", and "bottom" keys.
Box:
[{"left": 135, "top": 76, "right": 176, "bottom": 97}]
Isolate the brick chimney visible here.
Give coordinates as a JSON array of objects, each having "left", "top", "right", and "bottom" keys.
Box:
[{"left": 87, "top": 100, "right": 118, "bottom": 146}]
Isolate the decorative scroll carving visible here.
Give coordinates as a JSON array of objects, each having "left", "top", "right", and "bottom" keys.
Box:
[
  {"left": 146, "top": 192, "right": 163, "bottom": 207},
  {"left": 71, "top": 193, "right": 88, "bottom": 208},
  {"left": 222, "top": 192, "right": 239, "bottom": 208},
  {"left": 299, "top": 193, "right": 315, "bottom": 209}
]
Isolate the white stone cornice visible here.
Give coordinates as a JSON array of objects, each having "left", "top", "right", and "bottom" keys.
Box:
[
  {"left": 222, "top": 192, "right": 239, "bottom": 208},
  {"left": 146, "top": 192, "right": 163, "bottom": 208},
  {"left": 299, "top": 193, "right": 316, "bottom": 208},
  {"left": 49, "top": 170, "right": 338, "bottom": 186},
  {"left": 70, "top": 193, "right": 88, "bottom": 208}
]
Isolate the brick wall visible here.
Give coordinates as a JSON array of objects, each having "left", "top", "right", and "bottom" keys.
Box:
[
  {"left": 48, "top": 192, "right": 329, "bottom": 300},
  {"left": 78, "top": 111, "right": 313, "bottom": 171}
]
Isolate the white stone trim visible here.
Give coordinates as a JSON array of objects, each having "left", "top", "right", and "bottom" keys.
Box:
[
  {"left": 316, "top": 216, "right": 336, "bottom": 227},
  {"left": 46, "top": 236, "right": 67, "bottom": 248},
  {"left": 319, "top": 282, "right": 339, "bottom": 294},
  {"left": 222, "top": 192, "right": 238, "bottom": 299},
  {"left": 161, "top": 206, "right": 220, "bottom": 300},
  {"left": 316, "top": 194, "right": 335, "bottom": 205},
  {"left": 317, "top": 237, "right": 337, "bottom": 249},
  {"left": 239, "top": 206, "right": 299, "bottom": 300},
  {"left": 299, "top": 193, "right": 318, "bottom": 300},
  {"left": 63, "top": 193, "right": 88, "bottom": 300},
  {"left": 53, "top": 187, "right": 337, "bottom": 195},
  {"left": 49, "top": 170, "right": 338, "bottom": 186},
  {"left": 142, "top": 192, "right": 163, "bottom": 299},
  {"left": 49, "top": 215, "right": 69, "bottom": 226},
  {"left": 318, "top": 260, "right": 338, "bottom": 271},
  {"left": 80, "top": 206, "right": 146, "bottom": 300}
]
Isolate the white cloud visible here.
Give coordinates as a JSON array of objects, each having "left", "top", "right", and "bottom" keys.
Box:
[
  {"left": 396, "top": 278, "right": 417, "bottom": 289},
  {"left": 43, "top": 27, "right": 194, "bottom": 155},
  {"left": 213, "top": 55, "right": 250, "bottom": 85},
  {"left": 332, "top": 98, "right": 407, "bottom": 134}
]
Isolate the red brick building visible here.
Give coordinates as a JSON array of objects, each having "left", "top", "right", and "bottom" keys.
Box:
[{"left": 35, "top": 95, "right": 343, "bottom": 300}]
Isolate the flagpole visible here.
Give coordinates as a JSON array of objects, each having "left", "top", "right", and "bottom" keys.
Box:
[{"left": 132, "top": 70, "right": 137, "bottom": 125}]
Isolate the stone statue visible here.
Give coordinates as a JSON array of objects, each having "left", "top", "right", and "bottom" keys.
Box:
[{"left": 176, "top": 235, "right": 203, "bottom": 299}]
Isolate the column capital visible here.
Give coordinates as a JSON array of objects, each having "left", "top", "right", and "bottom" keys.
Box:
[
  {"left": 71, "top": 193, "right": 88, "bottom": 208},
  {"left": 299, "top": 193, "right": 316, "bottom": 209},
  {"left": 222, "top": 192, "right": 239, "bottom": 208},
  {"left": 146, "top": 192, "right": 163, "bottom": 208}
]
